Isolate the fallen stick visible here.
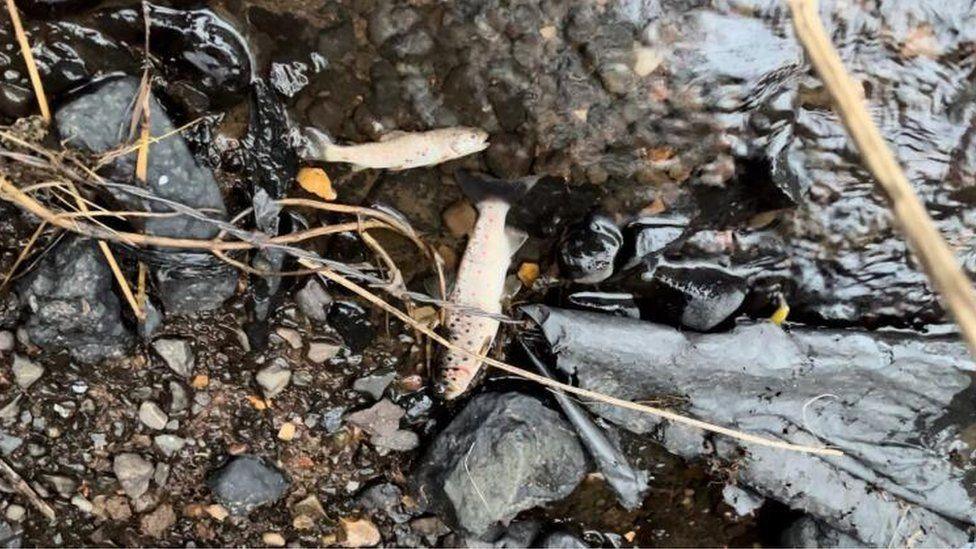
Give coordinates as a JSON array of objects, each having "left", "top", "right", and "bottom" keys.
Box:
[
  {"left": 0, "top": 458, "right": 56, "bottom": 520},
  {"left": 788, "top": 0, "right": 976, "bottom": 357}
]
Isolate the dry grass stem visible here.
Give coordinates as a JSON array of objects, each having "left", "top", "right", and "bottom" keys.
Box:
[
  {"left": 4, "top": 0, "right": 50, "bottom": 123},
  {"left": 789, "top": 0, "right": 976, "bottom": 357},
  {"left": 302, "top": 257, "right": 843, "bottom": 457},
  {"left": 0, "top": 220, "right": 47, "bottom": 294},
  {"left": 0, "top": 457, "right": 55, "bottom": 520}
]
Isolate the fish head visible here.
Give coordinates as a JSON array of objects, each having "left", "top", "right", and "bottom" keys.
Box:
[{"left": 448, "top": 127, "right": 490, "bottom": 156}]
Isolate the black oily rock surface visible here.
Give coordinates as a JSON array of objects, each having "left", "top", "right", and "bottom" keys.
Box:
[
  {"left": 207, "top": 455, "right": 289, "bottom": 515},
  {"left": 647, "top": 1, "right": 976, "bottom": 325},
  {"left": 524, "top": 305, "right": 976, "bottom": 546},
  {"left": 624, "top": 262, "right": 747, "bottom": 331},
  {"left": 558, "top": 214, "right": 622, "bottom": 284},
  {"left": 18, "top": 237, "right": 130, "bottom": 363},
  {"left": 55, "top": 76, "right": 236, "bottom": 313},
  {"left": 414, "top": 392, "right": 587, "bottom": 540}
]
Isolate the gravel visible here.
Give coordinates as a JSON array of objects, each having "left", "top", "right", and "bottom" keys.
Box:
[
  {"left": 152, "top": 339, "right": 195, "bottom": 378},
  {"left": 113, "top": 453, "right": 155, "bottom": 500}
]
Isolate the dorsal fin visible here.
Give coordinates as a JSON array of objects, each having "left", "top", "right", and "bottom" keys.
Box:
[{"left": 455, "top": 170, "right": 538, "bottom": 206}]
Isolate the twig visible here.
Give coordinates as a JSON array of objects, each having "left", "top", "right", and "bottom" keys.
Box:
[
  {"left": 4, "top": 0, "right": 49, "bottom": 123},
  {"left": 0, "top": 457, "right": 56, "bottom": 520},
  {"left": 301, "top": 257, "right": 842, "bottom": 457},
  {"left": 0, "top": 220, "right": 46, "bottom": 294},
  {"left": 63, "top": 182, "right": 144, "bottom": 320},
  {"left": 789, "top": 0, "right": 976, "bottom": 357}
]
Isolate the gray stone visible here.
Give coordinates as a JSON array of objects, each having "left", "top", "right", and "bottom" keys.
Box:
[
  {"left": 153, "top": 434, "right": 186, "bottom": 457},
  {"left": 307, "top": 341, "right": 341, "bottom": 363},
  {"left": 207, "top": 455, "right": 289, "bottom": 515},
  {"left": 11, "top": 355, "right": 43, "bottom": 390},
  {"left": 296, "top": 279, "right": 332, "bottom": 322},
  {"left": 55, "top": 76, "right": 235, "bottom": 313},
  {"left": 352, "top": 371, "right": 395, "bottom": 400},
  {"left": 17, "top": 237, "right": 130, "bottom": 363},
  {"left": 415, "top": 392, "right": 587, "bottom": 539},
  {"left": 0, "top": 519, "right": 20, "bottom": 549},
  {"left": 138, "top": 402, "right": 169, "bottom": 431},
  {"left": 152, "top": 339, "right": 194, "bottom": 378},
  {"left": 0, "top": 433, "right": 23, "bottom": 456},
  {"left": 43, "top": 474, "right": 77, "bottom": 498},
  {"left": 256, "top": 361, "right": 291, "bottom": 399},
  {"left": 0, "top": 331, "right": 13, "bottom": 352},
  {"left": 113, "top": 453, "right": 154, "bottom": 500},
  {"left": 168, "top": 381, "right": 188, "bottom": 413},
  {"left": 4, "top": 505, "right": 24, "bottom": 523},
  {"left": 71, "top": 495, "right": 94, "bottom": 514}
]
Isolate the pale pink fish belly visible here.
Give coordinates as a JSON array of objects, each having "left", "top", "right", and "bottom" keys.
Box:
[{"left": 439, "top": 199, "right": 513, "bottom": 399}]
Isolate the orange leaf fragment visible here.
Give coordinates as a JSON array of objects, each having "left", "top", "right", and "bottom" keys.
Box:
[{"left": 297, "top": 167, "right": 337, "bottom": 201}]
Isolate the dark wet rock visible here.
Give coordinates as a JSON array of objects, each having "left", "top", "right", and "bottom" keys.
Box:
[
  {"left": 0, "top": 294, "right": 18, "bottom": 329},
  {"left": 18, "top": 237, "right": 130, "bottom": 363},
  {"left": 623, "top": 262, "right": 747, "bottom": 331},
  {"left": 780, "top": 516, "right": 862, "bottom": 548},
  {"left": 619, "top": 214, "right": 689, "bottom": 270},
  {"left": 558, "top": 214, "right": 622, "bottom": 284},
  {"left": 328, "top": 301, "right": 375, "bottom": 353},
  {"left": 415, "top": 392, "right": 586, "bottom": 539},
  {"left": 358, "top": 483, "right": 412, "bottom": 523},
  {"left": 525, "top": 306, "right": 976, "bottom": 546},
  {"left": 207, "top": 455, "right": 289, "bottom": 515},
  {"left": 540, "top": 531, "right": 588, "bottom": 548},
  {"left": 0, "top": 520, "right": 21, "bottom": 549},
  {"left": 55, "top": 76, "right": 235, "bottom": 313},
  {"left": 565, "top": 291, "right": 640, "bottom": 319},
  {"left": 353, "top": 371, "right": 395, "bottom": 400},
  {"left": 296, "top": 279, "right": 333, "bottom": 322},
  {"left": 19, "top": 0, "right": 98, "bottom": 17},
  {"left": 113, "top": 453, "right": 154, "bottom": 500},
  {"left": 94, "top": 4, "right": 251, "bottom": 103}
]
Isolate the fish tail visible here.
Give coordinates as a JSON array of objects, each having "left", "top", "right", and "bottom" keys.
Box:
[
  {"left": 455, "top": 170, "right": 538, "bottom": 209},
  {"left": 300, "top": 127, "right": 343, "bottom": 162}
]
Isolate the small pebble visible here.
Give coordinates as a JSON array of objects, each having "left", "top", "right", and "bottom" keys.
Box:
[
  {"left": 442, "top": 200, "right": 477, "bottom": 237},
  {"left": 275, "top": 327, "right": 302, "bottom": 349},
  {"left": 5, "top": 504, "right": 25, "bottom": 522},
  {"left": 206, "top": 504, "right": 229, "bottom": 522},
  {"left": 152, "top": 339, "right": 194, "bottom": 378},
  {"left": 139, "top": 401, "right": 169, "bottom": 431},
  {"left": 262, "top": 532, "right": 286, "bottom": 547},
  {"left": 0, "top": 330, "right": 14, "bottom": 352},
  {"left": 340, "top": 517, "right": 380, "bottom": 547},
  {"left": 71, "top": 494, "right": 94, "bottom": 514},
  {"left": 277, "top": 422, "right": 296, "bottom": 441},
  {"left": 190, "top": 374, "right": 209, "bottom": 389},
  {"left": 307, "top": 342, "right": 341, "bottom": 363},
  {"left": 12, "top": 354, "right": 44, "bottom": 389},
  {"left": 256, "top": 362, "right": 292, "bottom": 399}
]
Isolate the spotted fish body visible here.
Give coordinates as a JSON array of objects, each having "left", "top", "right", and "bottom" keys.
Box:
[
  {"left": 304, "top": 127, "right": 488, "bottom": 171},
  {"left": 438, "top": 172, "right": 536, "bottom": 400}
]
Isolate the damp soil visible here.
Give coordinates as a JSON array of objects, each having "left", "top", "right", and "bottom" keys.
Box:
[{"left": 2, "top": 0, "right": 975, "bottom": 546}]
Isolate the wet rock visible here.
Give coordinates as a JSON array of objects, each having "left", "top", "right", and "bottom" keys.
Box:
[
  {"left": 18, "top": 237, "right": 130, "bottom": 363},
  {"left": 780, "top": 516, "right": 862, "bottom": 548},
  {"left": 207, "top": 455, "right": 289, "bottom": 515},
  {"left": 566, "top": 292, "right": 640, "bottom": 319},
  {"left": 55, "top": 77, "right": 235, "bottom": 313},
  {"left": 328, "top": 301, "right": 374, "bottom": 353},
  {"left": 140, "top": 504, "right": 176, "bottom": 539},
  {"left": 415, "top": 392, "right": 587, "bottom": 539},
  {"left": 11, "top": 355, "right": 43, "bottom": 390},
  {"left": 19, "top": 0, "right": 98, "bottom": 17},
  {"left": 139, "top": 402, "right": 168, "bottom": 431},
  {"left": 358, "top": 483, "right": 411, "bottom": 523},
  {"left": 0, "top": 433, "right": 23, "bottom": 456},
  {"left": 352, "top": 371, "right": 395, "bottom": 400},
  {"left": 558, "top": 214, "right": 622, "bottom": 283},
  {"left": 296, "top": 279, "right": 333, "bottom": 322},
  {"left": 620, "top": 214, "right": 688, "bottom": 270},
  {"left": 625, "top": 262, "right": 747, "bottom": 331},
  {"left": 525, "top": 306, "right": 976, "bottom": 546},
  {"left": 113, "top": 453, "right": 154, "bottom": 500},
  {"left": 256, "top": 360, "right": 292, "bottom": 399},
  {"left": 152, "top": 339, "right": 194, "bottom": 378},
  {"left": 540, "top": 531, "right": 588, "bottom": 548},
  {"left": 0, "top": 294, "right": 18, "bottom": 329},
  {"left": 0, "top": 520, "right": 20, "bottom": 549}
]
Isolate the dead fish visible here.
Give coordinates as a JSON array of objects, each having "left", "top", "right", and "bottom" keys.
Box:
[
  {"left": 302, "top": 127, "right": 488, "bottom": 171},
  {"left": 437, "top": 171, "right": 537, "bottom": 400}
]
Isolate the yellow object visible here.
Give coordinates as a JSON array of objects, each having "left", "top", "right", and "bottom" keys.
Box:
[
  {"left": 246, "top": 395, "right": 268, "bottom": 410},
  {"left": 297, "top": 167, "right": 337, "bottom": 200},
  {"left": 277, "top": 422, "right": 297, "bottom": 441},
  {"left": 190, "top": 374, "right": 209, "bottom": 389},
  {"left": 517, "top": 262, "right": 540, "bottom": 287},
  {"left": 770, "top": 296, "right": 790, "bottom": 326}
]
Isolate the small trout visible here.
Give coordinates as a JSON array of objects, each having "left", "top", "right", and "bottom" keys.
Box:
[
  {"left": 303, "top": 127, "right": 488, "bottom": 171},
  {"left": 437, "top": 171, "right": 536, "bottom": 400}
]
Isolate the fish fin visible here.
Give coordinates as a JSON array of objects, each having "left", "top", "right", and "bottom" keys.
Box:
[
  {"left": 378, "top": 130, "right": 409, "bottom": 142},
  {"left": 504, "top": 226, "right": 529, "bottom": 256},
  {"left": 301, "top": 127, "right": 343, "bottom": 162},
  {"left": 455, "top": 170, "right": 538, "bottom": 207},
  {"left": 350, "top": 164, "right": 368, "bottom": 172}
]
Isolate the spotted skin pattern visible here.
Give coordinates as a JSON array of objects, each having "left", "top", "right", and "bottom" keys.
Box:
[{"left": 438, "top": 198, "right": 516, "bottom": 399}]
